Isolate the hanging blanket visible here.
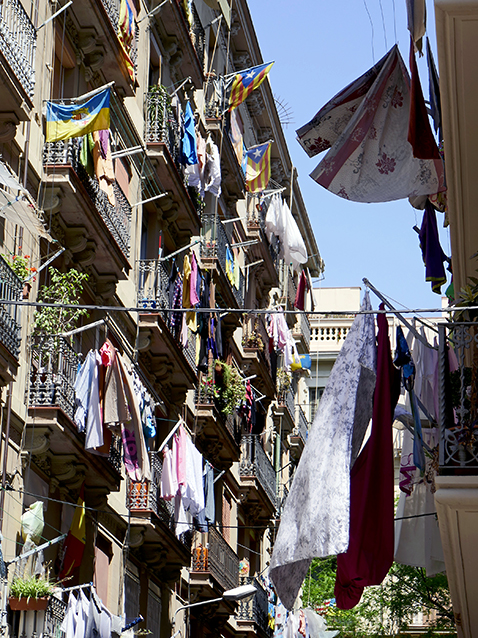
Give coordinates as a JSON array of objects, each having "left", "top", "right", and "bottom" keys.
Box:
[
  {"left": 270, "top": 293, "right": 377, "bottom": 610},
  {"left": 296, "top": 45, "right": 445, "bottom": 203}
]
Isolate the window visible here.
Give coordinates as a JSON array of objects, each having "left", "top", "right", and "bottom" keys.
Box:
[
  {"left": 94, "top": 534, "right": 112, "bottom": 605},
  {"left": 146, "top": 586, "right": 161, "bottom": 638},
  {"left": 222, "top": 490, "right": 232, "bottom": 545},
  {"left": 124, "top": 568, "right": 140, "bottom": 621}
]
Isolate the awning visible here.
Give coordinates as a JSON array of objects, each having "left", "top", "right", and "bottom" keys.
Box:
[{"left": 0, "top": 189, "right": 54, "bottom": 242}]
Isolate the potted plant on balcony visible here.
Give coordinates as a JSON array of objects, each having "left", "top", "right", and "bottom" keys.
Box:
[
  {"left": 1, "top": 252, "right": 37, "bottom": 298},
  {"left": 9, "top": 575, "right": 55, "bottom": 611},
  {"left": 214, "top": 360, "right": 246, "bottom": 416}
]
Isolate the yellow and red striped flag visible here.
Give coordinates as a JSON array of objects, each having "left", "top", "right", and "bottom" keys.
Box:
[
  {"left": 118, "top": 0, "right": 136, "bottom": 81},
  {"left": 58, "top": 484, "right": 86, "bottom": 580},
  {"left": 228, "top": 62, "right": 274, "bottom": 112},
  {"left": 243, "top": 142, "right": 271, "bottom": 193}
]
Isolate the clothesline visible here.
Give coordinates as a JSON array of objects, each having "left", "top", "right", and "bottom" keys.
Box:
[{"left": 0, "top": 298, "right": 459, "bottom": 315}]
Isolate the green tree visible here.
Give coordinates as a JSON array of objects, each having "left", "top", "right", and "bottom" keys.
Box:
[{"left": 305, "top": 557, "right": 456, "bottom": 636}]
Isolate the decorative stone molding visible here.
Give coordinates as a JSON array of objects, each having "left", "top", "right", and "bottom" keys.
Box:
[
  {"left": 257, "top": 127, "right": 273, "bottom": 144},
  {"left": 22, "top": 428, "right": 50, "bottom": 455},
  {"left": 64, "top": 227, "right": 88, "bottom": 253},
  {"left": 247, "top": 92, "right": 265, "bottom": 117},
  {"left": 271, "top": 158, "right": 286, "bottom": 184},
  {"left": 233, "top": 52, "right": 250, "bottom": 68},
  {"left": 41, "top": 187, "right": 63, "bottom": 213},
  {"left": 0, "top": 114, "right": 19, "bottom": 142}
]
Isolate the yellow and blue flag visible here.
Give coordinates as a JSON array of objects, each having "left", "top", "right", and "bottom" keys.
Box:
[
  {"left": 243, "top": 142, "right": 271, "bottom": 193},
  {"left": 228, "top": 61, "right": 274, "bottom": 112},
  {"left": 45, "top": 87, "right": 111, "bottom": 143}
]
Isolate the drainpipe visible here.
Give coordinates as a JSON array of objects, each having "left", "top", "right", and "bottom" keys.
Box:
[
  {"left": 274, "top": 416, "right": 281, "bottom": 502},
  {"left": 0, "top": 381, "right": 13, "bottom": 533}
]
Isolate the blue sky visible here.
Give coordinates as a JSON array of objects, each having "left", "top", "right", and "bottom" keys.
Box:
[{"left": 247, "top": 0, "right": 450, "bottom": 314}]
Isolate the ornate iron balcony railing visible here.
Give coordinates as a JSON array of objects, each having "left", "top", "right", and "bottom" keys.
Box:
[
  {"left": 293, "top": 311, "right": 311, "bottom": 349},
  {"left": 192, "top": 526, "right": 239, "bottom": 592},
  {"left": 127, "top": 450, "right": 191, "bottom": 547},
  {"left": 43, "top": 139, "right": 131, "bottom": 259},
  {"left": 240, "top": 434, "right": 276, "bottom": 508},
  {"left": 0, "top": 0, "right": 36, "bottom": 98},
  {"left": 29, "top": 334, "right": 123, "bottom": 471},
  {"left": 438, "top": 322, "right": 478, "bottom": 471},
  {"left": 175, "top": 0, "right": 205, "bottom": 67},
  {"left": 137, "top": 258, "right": 197, "bottom": 371},
  {"left": 279, "top": 387, "right": 295, "bottom": 421},
  {"left": 145, "top": 89, "right": 182, "bottom": 169},
  {"left": 0, "top": 257, "right": 22, "bottom": 358},
  {"left": 293, "top": 405, "right": 309, "bottom": 444},
  {"left": 243, "top": 315, "right": 272, "bottom": 377},
  {"left": 100, "top": 0, "right": 138, "bottom": 71},
  {"left": 201, "top": 214, "right": 244, "bottom": 307},
  {"left": 236, "top": 576, "right": 272, "bottom": 636}
]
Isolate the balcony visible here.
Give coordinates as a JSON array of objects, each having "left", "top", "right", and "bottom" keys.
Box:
[
  {"left": 151, "top": 0, "right": 204, "bottom": 88},
  {"left": 236, "top": 576, "right": 272, "bottom": 638},
  {"left": 126, "top": 451, "right": 192, "bottom": 578},
  {"left": 145, "top": 89, "right": 202, "bottom": 237},
  {"left": 200, "top": 214, "right": 244, "bottom": 308},
  {"left": 191, "top": 526, "right": 239, "bottom": 592},
  {"left": 68, "top": 0, "right": 137, "bottom": 95},
  {"left": 242, "top": 315, "right": 275, "bottom": 400},
  {"left": 289, "top": 405, "right": 308, "bottom": 458},
  {"left": 27, "top": 335, "right": 122, "bottom": 492},
  {"left": 0, "top": 257, "right": 22, "bottom": 385},
  {"left": 277, "top": 387, "right": 296, "bottom": 432},
  {"left": 0, "top": 0, "right": 36, "bottom": 119},
  {"left": 246, "top": 203, "right": 281, "bottom": 294},
  {"left": 137, "top": 258, "right": 197, "bottom": 408},
  {"left": 194, "top": 384, "right": 241, "bottom": 469},
  {"left": 43, "top": 138, "right": 131, "bottom": 283},
  {"left": 292, "top": 311, "right": 311, "bottom": 352},
  {"left": 10, "top": 595, "right": 68, "bottom": 638},
  {"left": 239, "top": 435, "right": 277, "bottom": 517}
]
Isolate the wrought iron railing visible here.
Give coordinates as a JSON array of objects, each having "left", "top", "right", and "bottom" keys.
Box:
[
  {"left": 29, "top": 335, "right": 123, "bottom": 472},
  {"left": 29, "top": 335, "right": 78, "bottom": 420},
  {"left": 43, "top": 139, "right": 131, "bottom": 259},
  {"left": 127, "top": 451, "right": 191, "bottom": 546},
  {"left": 0, "top": 0, "right": 36, "bottom": 98},
  {"left": 201, "top": 214, "right": 244, "bottom": 307},
  {"left": 145, "top": 89, "right": 182, "bottom": 170},
  {"left": 277, "top": 483, "right": 289, "bottom": 518},
  {"left": 246, "top": 202, "right": 281, "bottom": 274},
  {"left": 100, "top": 0, "right": 138, "bottom": 73},
  {"left": 438, "top": 322, "right": 478, "bottom": 471},
  {"left": 43, "top": 595, "right": 67, "bottom": 638},
  {"left": 195, "top": 383, "right": 239, "bottom": 440},
  {"left": 294, "top": 405, "right": 309, "bottom": 444},
  {"left": 137, "top": 258, "right": 197, "bottom": 372},
  {"left": 279, "top": 388, "right": 295, "bottom": 421},
  {"left": 176, "top": 0, "right": 206, "bottom": 68},
  {"left": 240, "top": 435, "right": 276, "bottom": 508},
  {"left": 0, "top": 257, "right": 22, "bottom": 358},
  {"left": 293, "top": 312, "right": 311, "bottom": 349},
  {"left": 236, "top": 576, "right": 272, "bottom": 636},
  {"left": 192, "top": 526, "right": 239, "bottom": 592}
]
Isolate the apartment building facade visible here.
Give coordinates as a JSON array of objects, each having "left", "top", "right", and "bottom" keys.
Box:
[{"left": 0, "top": 1, "right": 322, "bottom": 637}]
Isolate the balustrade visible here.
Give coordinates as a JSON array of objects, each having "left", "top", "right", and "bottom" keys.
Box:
[
  {"left": 192, "top": 526, "right": 239, "bottom": 592},
  {"left": 43, "top": 139, "right": 131, "bottom": 259},
  {"left": 236, "top": 576, "right": 272, "bottom": 636},
  {"left": 310, "top": 324, "right": 351, "bottom": 348},
  {"left": 0, "top": 257, "right": 22, "bottom": 358},
  {"left": 240, "top": 435, "right": 276, "bottom": 508},
  {"left": 243, "top": 315, "right": 272, "bottom": 376},
  {"left": 0, "top": 0, "right": 36, "bottom": 98},
  {"left": 201, "top": 214, "right": 244, "bottom": 306},
  {"left": 100, "top": 0, "right": 138, "bottom": 70}
]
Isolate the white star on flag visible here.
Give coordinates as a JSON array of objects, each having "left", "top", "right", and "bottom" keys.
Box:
[
  {"left": 246, "top": 71, "right": 255, "bottom": 79},
  {"left": 253, "top": 148, "right": 262, "bottom": 159}
]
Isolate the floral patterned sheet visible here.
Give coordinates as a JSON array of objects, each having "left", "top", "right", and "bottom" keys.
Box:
[{"left": 296, "top": 45, "right": 445, "bottom": 203}]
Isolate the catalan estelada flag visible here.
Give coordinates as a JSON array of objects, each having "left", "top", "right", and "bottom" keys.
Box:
[
  {"left": 45, "top": 87, "right": 111, "bottom": 143},
  {"left": 228, "top": 62, "right": 274, "bottom": 112},
  {"left": 118, "top": 0, "right": 135, "bottom": 81},
  {"left": 58, "top": 484, "right": 86, "bottom": 580},
  {"left": 243, "top": 142, "right": 271, "bottom": 193}
]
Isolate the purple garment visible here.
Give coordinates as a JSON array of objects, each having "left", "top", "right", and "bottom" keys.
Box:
[
  {"left": 98, "top": 130, "right": 109, "bottom": 159},
  {"left": 190, "top": 253, "right": 199, "bottom": 306},
  {"left": 418, "top": 201, "right": 449, "bottom": 294},
  {"left": 170, "top": 276, "right": 183, "bottom": 338}
]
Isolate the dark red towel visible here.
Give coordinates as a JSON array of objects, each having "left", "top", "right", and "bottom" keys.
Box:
[{"left": 335, "top": 305, "right": 400, "bottom": 609}]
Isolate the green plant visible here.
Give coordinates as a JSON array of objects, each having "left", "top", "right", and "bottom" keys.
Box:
[
  {"left": 10, "top": 575, "right": 55, "bottom": 601},
  {"left": 277, "top": 369, "right": 292, "bottom": 394},
  {"left": 33, "top": 267, "right": 89, "bottom": 335},
  {"left": 214, "top": 360, "right": 246, "bottom": 415},
  {"left": 1, "top": 253, "right": 37, "bottom": 282}
]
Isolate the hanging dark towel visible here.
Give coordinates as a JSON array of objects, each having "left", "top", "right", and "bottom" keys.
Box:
[
  {"left": 408, "top": 38, "right": 441, "bottom": 160},
  {"left": 196, "top": 461, "right": 215, "bottom": 532},
  {"left": 294, "top": 270, "right": 308, "bottom": 311},
  {"left": 335, "top": 305, "right": 400, "bottom": 609},
  {"left": 419, "top": 201, "right": 448, "bottom": 293},
  {"left": 216, "top": 315, "right": 223, "bottom": 359},
  {"left": 426, "top": 38, "right": 442, "bottom": 142},
  {"left": 197, "top": 272, "right": 210, "bottom": 373}
]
